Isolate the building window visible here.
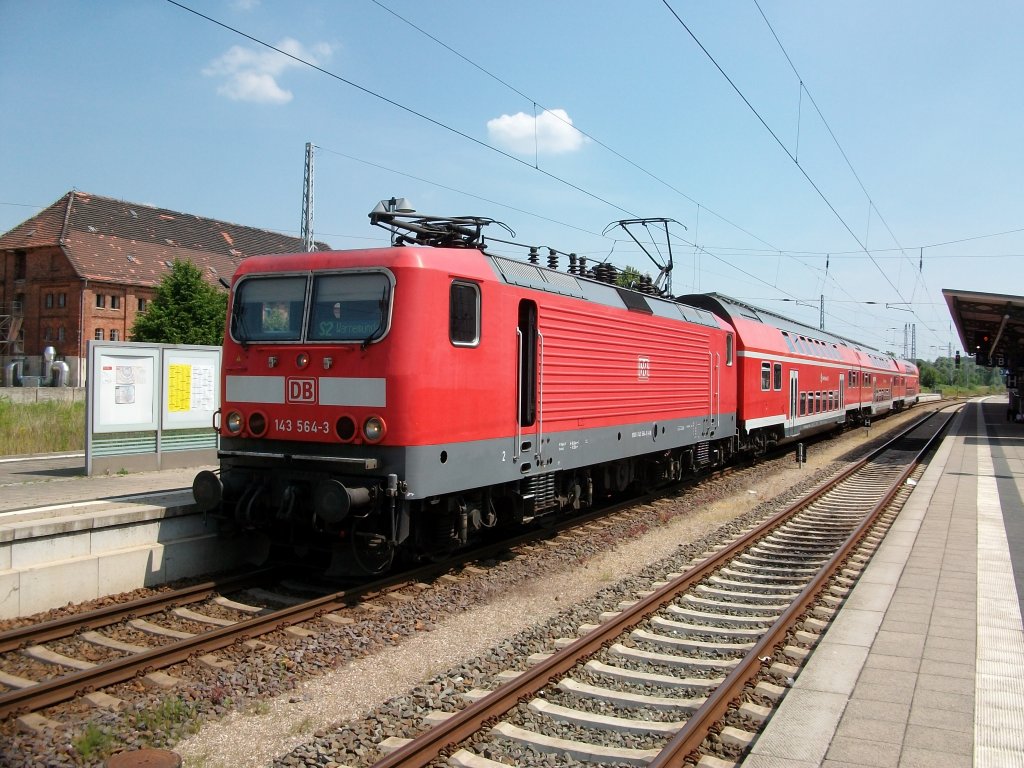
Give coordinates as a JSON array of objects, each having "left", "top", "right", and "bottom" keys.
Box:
[
  {"left": 44, "top": 327, "right": 53, "bottom": 341},
  {"left": 138, "top": 298, "right": 147, "bottom": 312},
  {"left": 14, "top": 250, "right": 26, "bottom": 280},
  {"left": 45, "top": 293, "right": 54, "bottom": 308},
  {"left": 58, "top": 293, "right": 66, "bottom": 307},
  {"left": 110, "top": 330, "right": 119, "bottom": 341},
  {"left": 449, "top": 281, "right": 480, "bottom": 346},
  {"left": 58, "top": 327, "right": 65, "bottom": 341},
  {"left": 95, "top": 329, "right": 104, "bottom": 341},
  {"left": 96, "top": 294, "right": 106, "bottom": 308},
  {"left": 111, "top": 295, "right": 121, "bottom": 310}
]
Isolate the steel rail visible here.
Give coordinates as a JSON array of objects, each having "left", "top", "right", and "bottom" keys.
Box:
[
  {"left": 0, "top": 487, "right": 681, "bottom": 718},
  {"left": 0, "top": 406, "right": 943, "bottom": 720},
  {"left": 0, "top": 570, "right": 275, "bottom": 654},
  {"left": 648, "top": 407, "right": 958, "bottom": 767},
  {"left": 368, "top": 407, "right": 954, "bottom": 767}
]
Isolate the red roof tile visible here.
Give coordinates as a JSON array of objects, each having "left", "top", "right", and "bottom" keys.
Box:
[{"left": 0, "top": 191, "right": 329, "bottom": 287}]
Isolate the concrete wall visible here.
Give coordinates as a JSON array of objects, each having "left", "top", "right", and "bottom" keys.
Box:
[
  {"left": 0, "top": 493, "right": 259, "bottom": 619},
  {"left": 0, "top": 385, "right": 86, "bottom": 403}
]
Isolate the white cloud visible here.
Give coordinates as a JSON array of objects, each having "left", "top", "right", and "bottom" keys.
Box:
[
  {"left": 203, "top": 37, "right": 333, "bottom": 104},
  {"left": 486, "top": 108, "right": 586, "bottom": 155},
  {"left": 231, "top": 0, "right": 260, "bottom": 10}
]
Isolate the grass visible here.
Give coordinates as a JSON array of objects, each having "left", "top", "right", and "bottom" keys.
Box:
[
  {"left": 0, "top": 397, "right": 85, "bottom": 455},
  {"left": 73, "top": 723, "right": 115, "bottom": 760}
]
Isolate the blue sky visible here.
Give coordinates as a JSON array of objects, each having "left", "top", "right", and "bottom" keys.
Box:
[{"left": 2, "top": 0, "right": 1022, "bottom": 359}]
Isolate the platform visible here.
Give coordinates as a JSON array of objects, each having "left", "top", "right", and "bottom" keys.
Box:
[
  {"left": 0, "top": 455, "right": 260, "bottom": 620},
  {"left": 747, "top": 398, "right": 1024, "bottom": 768}
]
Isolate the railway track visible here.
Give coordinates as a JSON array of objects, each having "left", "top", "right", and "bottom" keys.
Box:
[
  {"left": 0, "top": 479, "right": 743, "bottom": 722},
  {"left": 0, "top": 406, "right": 944, "bottom": 749},
  {"left": 362, "top": 407, "right": 956, "bottom": 768},
  {"left": 0, "top": 413, "right": 858, "bottom": 726}
]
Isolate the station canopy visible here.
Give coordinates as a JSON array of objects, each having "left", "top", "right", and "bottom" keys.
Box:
[{"left": 943, "top": 288, "right": 1024, "bottom": 373}]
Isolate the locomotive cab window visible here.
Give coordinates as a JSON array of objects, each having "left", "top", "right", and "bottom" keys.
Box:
[
  {"left": 231, "top": 275, "right": 307, "bottom": 342},
  {"left": 308, "top": 272, "right": 393, "bottom": 343},
  {"left": 450, "top": 281, "right": 480, "bottom": 347}
]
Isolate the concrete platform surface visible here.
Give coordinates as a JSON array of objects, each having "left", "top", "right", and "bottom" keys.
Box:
[
  {"left": 0, "top": 452, "right": 209, "bottom": 515},
  {"left": 746, "top": 397, "right": 1024, "bottom": 768}
]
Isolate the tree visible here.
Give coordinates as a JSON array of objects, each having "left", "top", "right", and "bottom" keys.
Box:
[
  {"left": 616, "top": 266, "right": 645, "bottom": 288},
  {"left": 130, "top": 259, "right": 228, "bottom": 345}
]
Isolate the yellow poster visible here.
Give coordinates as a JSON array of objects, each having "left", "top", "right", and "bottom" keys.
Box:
[{"left": 168, "top": 363, "right": 192, "bottom": 412}]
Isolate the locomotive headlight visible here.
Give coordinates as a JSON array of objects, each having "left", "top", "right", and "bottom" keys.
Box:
[
  {"left": 226, "top": 411, "right": 243, "bottom": 434},
  {"left": 248, "top": 411, "right": 267, "bottom": 436},
  {"left": 363, "top": 416, "right": 386, "bottom": 443},
  {"left": 296, "top": 352, "right": 310, "bottom": 369}
]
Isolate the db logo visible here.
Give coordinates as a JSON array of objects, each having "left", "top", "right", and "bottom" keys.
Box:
[
  {"left": 287, "top": 377, "right": 317, "bottom": 403},
  {"left": 637, "top": 356, "right": 650, "bottom": 381}
]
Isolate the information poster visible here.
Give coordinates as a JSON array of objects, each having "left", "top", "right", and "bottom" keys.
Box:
[
  {"left": 92, "top": 350, "right": 159, "bottom": 432},
  {"left": 162, "top": 349, "right": 220, "bottom": 428}
]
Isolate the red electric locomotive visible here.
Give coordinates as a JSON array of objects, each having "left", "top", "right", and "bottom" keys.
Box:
[
  {"left": 193, "top": 213, "right": 739, "bottom": 574},
  {"left": 193, "top": 211, "right": 918, "bottom": 575}
]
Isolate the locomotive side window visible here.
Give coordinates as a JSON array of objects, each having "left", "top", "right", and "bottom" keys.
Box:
[
  {"left": 450, "top": 281, "right": 480, "bottom": 347},
  {"left": 726, "top": 334, "right": 734, "bottom": 365},
  {"left": 518, "top": 300, "right": 538, "bottom": 427},
  {"left": 308, "top": 272, "right": 392, "bottom": 343},
  {"left": 761, "top": 362, "right": 771, "bottom": 391},
  {"left": 773, "top": 362, "right": 782, "bottom": 390},
  {"left": 232, "top": 275, "right": 307, "bottom": 342}
]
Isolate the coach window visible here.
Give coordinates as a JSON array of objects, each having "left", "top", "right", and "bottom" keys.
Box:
[
  {"left": 449, "top": 281, "right": 480, "bottom": 347},
  {"left": 761, "top": 362, "right": 771, "bottom": 391},
  {"left": 800, "top": 392, "right": 807, "bottom": 416},
  {"left": 726, "top": 333, "right": 734, "bottom": 365},
  {"left": 773, "top": 362, "right": 782, "bottom": 390}
]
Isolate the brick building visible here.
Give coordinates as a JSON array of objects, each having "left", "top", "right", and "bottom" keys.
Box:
[{"left": 0, "top": 190, "right": 326, "bottom": 385}]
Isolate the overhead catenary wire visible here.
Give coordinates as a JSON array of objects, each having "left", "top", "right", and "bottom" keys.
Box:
[
  {"left": 366, "top": 0, "right": 909, "bottom": 337},
  {"left": 167, "top": 0, "right": 947, "bottom": 352},
  {"left": 660, "top": 0, "right": 941, "bottom": 344},
  {"left": 166, "top": 0, "right": 640, "bottom": 222}
]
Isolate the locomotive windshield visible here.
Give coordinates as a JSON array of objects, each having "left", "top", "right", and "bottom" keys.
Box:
[
  {"left": 230, "top": 271, "right": 392, "bottom": 344},
  {"left": 308, "top": 272, "right": 391, "bottom": 342},
  {"left": 231, "top": 275, "right": 307, "bottom": 342}
]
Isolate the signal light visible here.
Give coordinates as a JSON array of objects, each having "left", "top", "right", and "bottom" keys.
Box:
[{"left": 955, "top": 351, "right": 961, "bottom": 368}]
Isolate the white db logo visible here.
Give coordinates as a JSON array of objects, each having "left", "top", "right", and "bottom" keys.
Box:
[
  {"left": 638, "top": 356, "right": 650, "bottom": 381},
  {"left": 287, "top": 378, "right": 317, "bottom": 403}
]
